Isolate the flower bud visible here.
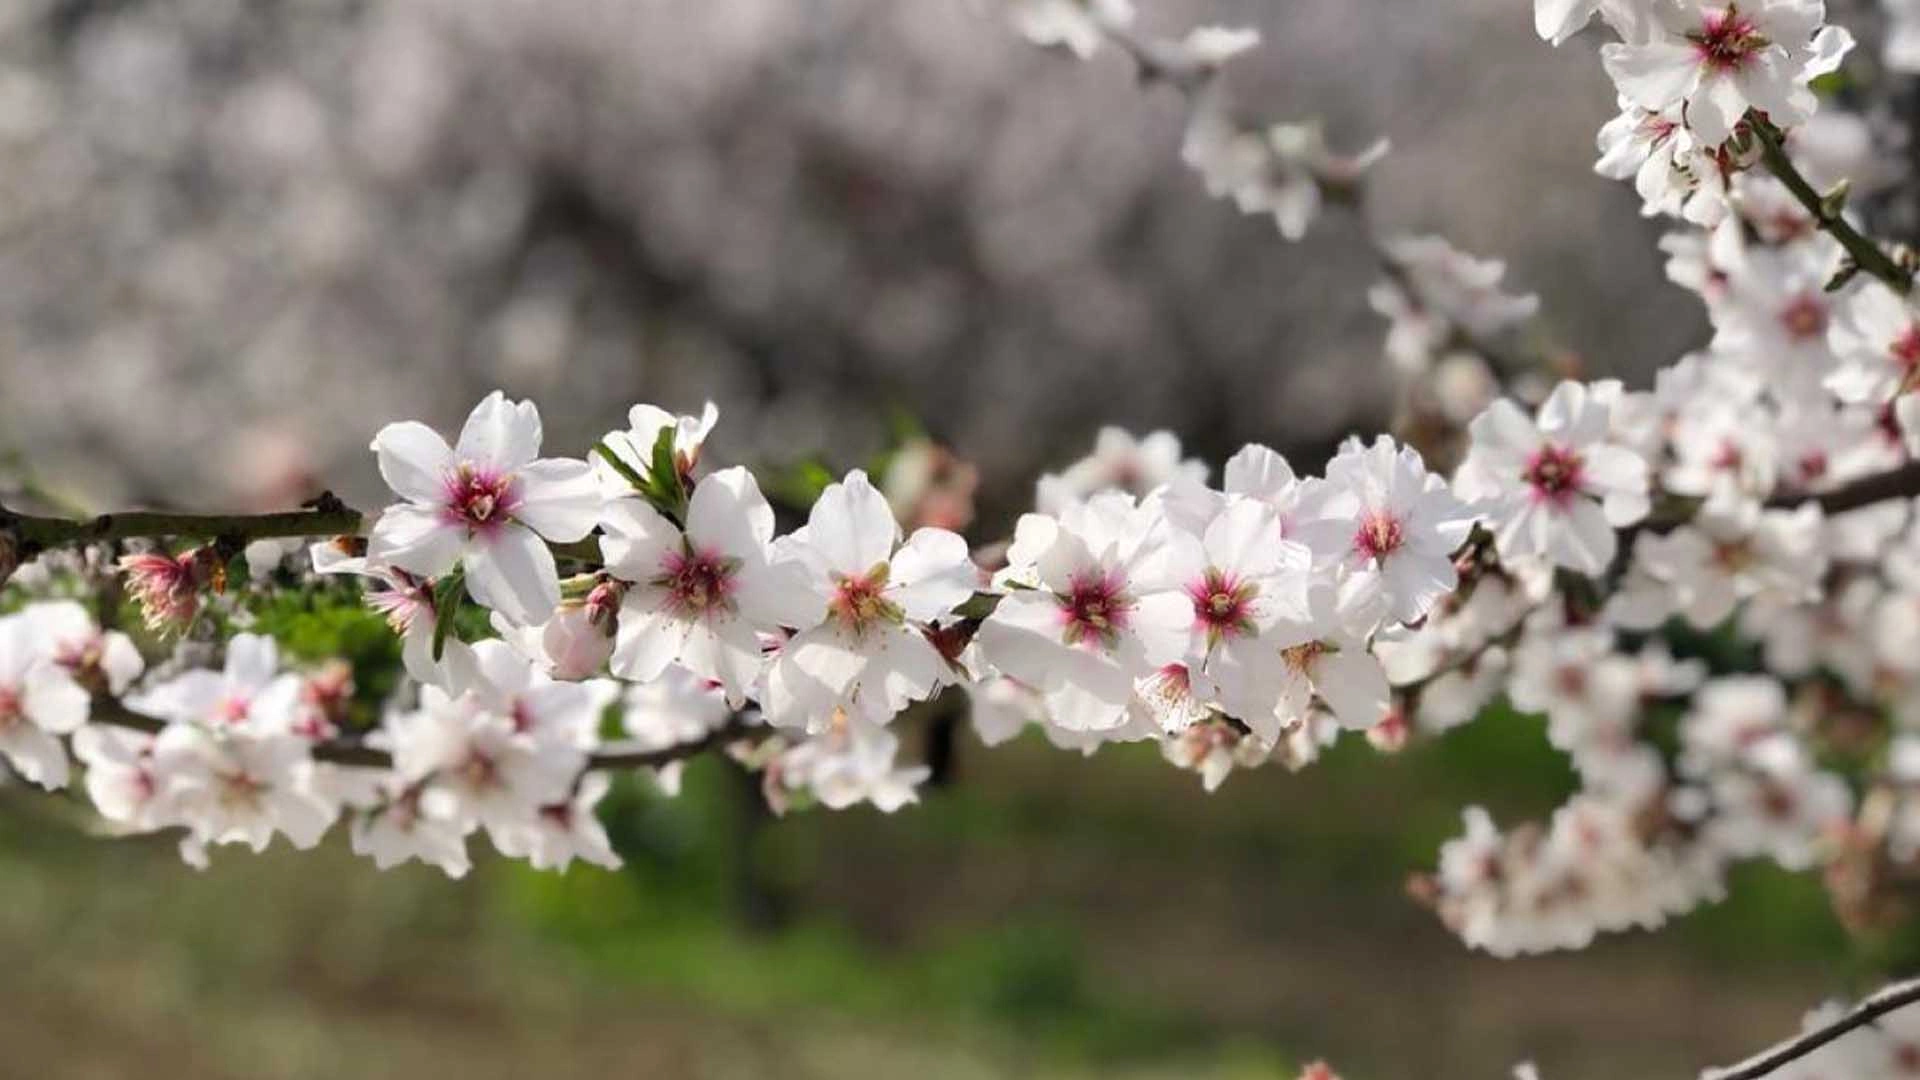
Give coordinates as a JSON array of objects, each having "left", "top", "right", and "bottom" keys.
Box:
[
  {"left": 584, "top": 578, "right": 626, "bottom": 630},
  {"left": 542, "top": 601, "right": 614, "bottom": 680},
  {"left": 119, "top": 546, "right": 218, "bottom": 634}
]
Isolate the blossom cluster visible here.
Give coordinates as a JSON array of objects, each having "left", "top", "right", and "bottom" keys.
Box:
[{"left": 3, "top": 0, "right": 1920, "bottom": 1020}]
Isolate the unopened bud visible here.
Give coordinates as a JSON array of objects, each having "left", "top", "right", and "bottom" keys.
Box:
[
  {"left": 584, "top": 578, "right": 626, "bottom": 630},
  {"left": 542, "top": 601, "right": 615, "bottom": 680},
  {"left": 1818, "top": 178, "right": 1851, "bottom": 222}
]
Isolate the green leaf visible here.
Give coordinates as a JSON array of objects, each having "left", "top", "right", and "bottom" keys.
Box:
[
  {"left": 595, "top": 440, "right": 649, "bottom": 491},
  {"left": 646, "top": 425, "right": 687, "bottom": 520},
  {"left": 432, "top": 569, "right": 465, "bottom": 661}
]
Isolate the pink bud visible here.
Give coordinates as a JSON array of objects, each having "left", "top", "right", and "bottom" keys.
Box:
[{"left": 541, "top": 603, "right": 614, "bottom": 680}]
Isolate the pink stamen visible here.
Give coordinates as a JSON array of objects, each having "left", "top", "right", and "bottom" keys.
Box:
[
  {"left": 654, "top": 546, "right": 740, "bottom": 619},
  {"left": 1058, "top": 568, "right": 1132, "bottom": 648},
  {"left": 1353, "top": 510, "right": 1405, "bottom": 562},
  {"left": 1778, "top": 293, "right": 1828, "bottom": 342},
  {"left": 1522, "top": 443, "right": 1586, "bottom": 508},
  {"left": 1691, "top": 7, "right": 1765, "bottom": 73},
  {"left": 1185, "top": 569, "right": 1258, "bottom": 642},
  {"left": 442, "top": 464, "right": 521, "bottom": 536}
]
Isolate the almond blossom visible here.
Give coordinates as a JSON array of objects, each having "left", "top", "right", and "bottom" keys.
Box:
[
  {"left": 368, "top": 391, "right": 601, "bottom": 625},
  {"left": 0, "top": 607, "right": 93, "bottom": 788},
  {"left": 975, "top": 493, "right": 1188, "bottom": 732},
  {"left": 598, "top": 466, "right": 814, "bottom": 705},
  {"left": 764, "top": 469, "right": 977, "bottom": 731},
  {"left": 1307, "top": 434, "right": 1478, "bottom": 625},
  {"left": 1600, "top": 0, "right": 1853, "bottom": 146},
  {"left": 1456, "top": 381, "right": 1652, "bottom": 575}
]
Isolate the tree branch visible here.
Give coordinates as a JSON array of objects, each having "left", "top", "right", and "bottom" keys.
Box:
[
  {"left": 0, "top": 492, "right": 364, "bottom": 555},
  {"left": 1768, "top": 459, "right": 1920, "bottom": 516},
  {"left": 1752, "top": 114, "right": 1913, "bottom": 296},
  {"left": 87, "top": 697, "right": 757, "bottom": 773},
  {"left": 1703, "top": 975, "right": 1920, "bottom": 1079}
]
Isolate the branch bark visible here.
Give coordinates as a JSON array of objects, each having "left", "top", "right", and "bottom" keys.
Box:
[
  {"left": 1703, "top": 975, "right": 1920, "bottom": 1079},
  {"left": 88, "top": 697, "right": 757, "bottom": 773},
  {"left": 0, "top": 493, "right": 364, "bottom": 555}
]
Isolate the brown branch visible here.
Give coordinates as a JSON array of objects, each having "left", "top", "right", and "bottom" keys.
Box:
[
  {"left": 1703, "top": 975, "right": 1920, "bottom": 1079},
  {"left": 1768, "top": 459, "right": 1920, "bottom": 516},
  {"left": 88, "top": 697, "right": 756, "bottom": 773},
  {"left": 0, "top": 492, "right": 364, "bottom": 556}
]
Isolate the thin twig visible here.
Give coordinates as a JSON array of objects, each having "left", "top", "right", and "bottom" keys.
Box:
[
  {"left": 1703, "top": 975, "right": 1920, "bottom": 1079},
  {"left": 1752, "top": 114, "right": 1913, "bottom": 295}
]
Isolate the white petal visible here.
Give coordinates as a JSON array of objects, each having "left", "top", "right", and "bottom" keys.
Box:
[
  {"left": 463, "top": 527, "right": 560, "bottom": 624},
  {"left": 888, "top": 528, "right": 978, "bottom": 623},
  {"left": 1600, "top": 41, "right": 1700, "bottom": 113},
  {"left": 371, "top": 421, "right": 454, "bottom": 504},
  {"left": 686, "top": 467, "right": 775, "bottom": 558},
  {"left": 805, "top": 470, "right": 900, "bottom": 575},
  {"left": 24, "top": 672, "right": 89, "bottom": 734},
  {"left": 367, "top": 504, "right": 465, "bottom": 580},
  {"left": 454, "top": 391, "right": 543, "bottom": 472},
  {"left": 1313, "top": 648, "right": 1391, "bottom": 731},
  {"left": 513, "top": 458, "right": 602, "bottom": 542},
  {"left": 609, "top": 603, "right": 692, "bottom": 683},
  {"left": 0, "top": 725, "right": 69, "bottom": 789},
  {"left": 598, "top": 498, "right": 682, "bottom": 581}
]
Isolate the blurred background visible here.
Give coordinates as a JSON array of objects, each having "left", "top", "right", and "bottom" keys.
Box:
[{"left": 0, "top": 0, "right": 1875, "bottom": 1077}]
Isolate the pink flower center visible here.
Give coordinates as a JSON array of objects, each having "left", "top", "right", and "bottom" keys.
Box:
[
  {"left": 0, "top": 685, "right": 19, "bottom": 729},
  {"left": 1522, "top": 443, "right": 1586, "bottom": 506},
  {"left": 1691, "top": 8, "right": 1766, "bottom": 73},
  {"left": 456, "top": 749, "right": 501, "bottom": 792},
  {"left": 1895, "top": 324, "right": 1920, "bottom": 390},
  {"left": 1777, "top": 293, "right": 1828, "bottom": 342},
  {"left": 829, "top": 568, "right": 902, "bottom": 635},
  {"left": 653, "top": 546, "right": 740, "bottom": 618},
  {"left": 1352, "top": 510, "right": 1405, "bottom": 562},
  {"left": 443, "top": 464, "right": 520, "bottom": 533},
  {"left": 216, "top": 769, "right": 267, "bottom": 811},
  {"left": 215, "top": 695, "right": 251, "bottom": 726},
  {"left": 1186, "top": 569, "right": 1258, "bottom": 642},
  {"left": 1058, "top": 568, "right": 1132, "bottom": 648},
  {"left": 1797, "top": 449, "right": 1828, "bottom": 484}
]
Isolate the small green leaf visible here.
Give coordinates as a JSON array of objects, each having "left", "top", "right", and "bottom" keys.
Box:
[
  {"left": 595, "top": 440, "right": 649, "bottom": 491},
  {"left": 646, "top": 425, "right": 686, "bottom": 519},
  {"left": 432, "top": 569, "right": 465, "bottom": 661}
]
